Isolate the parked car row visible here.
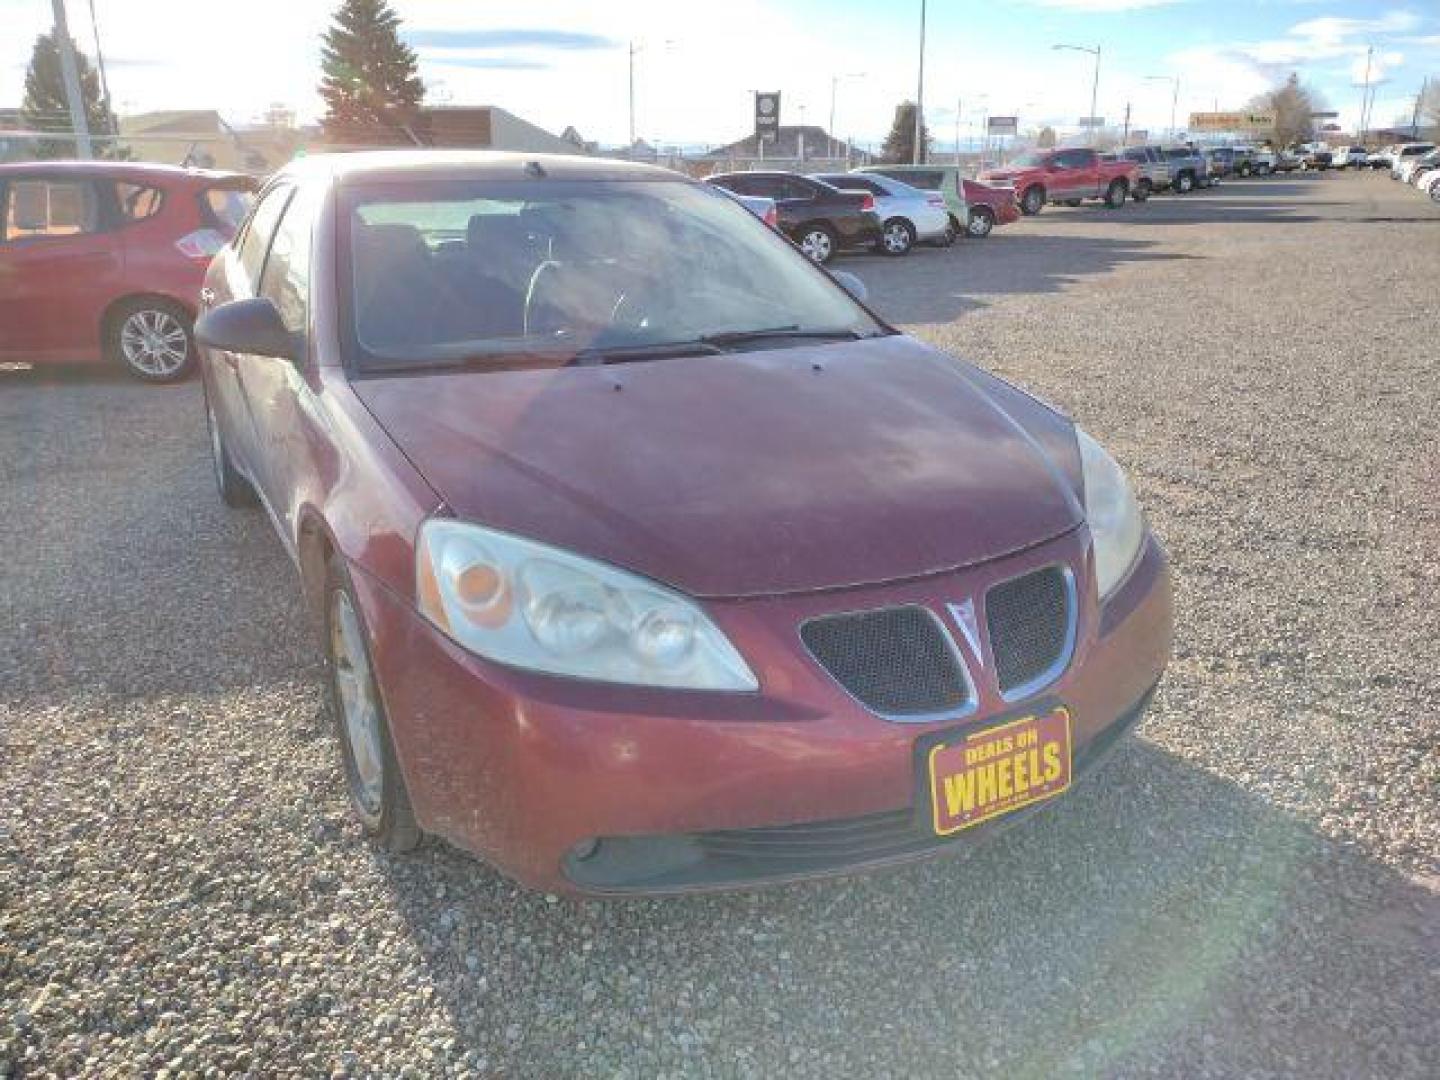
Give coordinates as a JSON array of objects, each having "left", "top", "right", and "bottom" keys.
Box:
[
  {"left": 1395, "top": 145, "right": 1440, "bottom": 202},
  {"left": 706, "top": 166, "right": 1024, "bottom": 263}
]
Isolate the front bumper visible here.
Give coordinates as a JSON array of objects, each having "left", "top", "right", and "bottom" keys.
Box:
[{"left": 353, "top": 528, "right": 1173, "bottom": 895}]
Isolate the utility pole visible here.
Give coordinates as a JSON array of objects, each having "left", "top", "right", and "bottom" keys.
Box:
[
  {"left": 1358, "top": 46, "right": 1373, "bottom": 142},
  {"left": 51, "top": 0, "right": 93, "bottom": 159},
  {"left": 954, "top": 97, "right": 962, "bottom": 164},
  {"left": 1122, "top": 101, "right": 1131, "bottom": 145},
  {"left": 87, "top": 0, "right": 116, "bottom": 143},
  {"left": 628, "top": 40, "right": 637, "bottom": 149},
  {"left": 913, "top": 0, "right": 927, "bottom": 164}
]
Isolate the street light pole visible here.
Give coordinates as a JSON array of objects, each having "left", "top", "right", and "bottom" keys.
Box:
[
  {"left": 628, "top": 40, "right": 639, "bottom": 148},
  {"left": 913, "top": 0, "right": 927, "bottom": 164},
  {"left": 829, "top": 72, "right": 864, "bottom": 162},
  {"left": 1054, "top": 43, "right": 1101, "bottom": 145}
]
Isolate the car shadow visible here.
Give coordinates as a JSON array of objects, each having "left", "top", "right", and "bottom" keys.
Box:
[{"left": 368, "top": 733, "right": 1438, "bottom": 1076}]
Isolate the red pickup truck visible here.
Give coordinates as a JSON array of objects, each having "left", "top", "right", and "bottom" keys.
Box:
[{"left": 979, "top": 148, "right": 1141, "bottom": 216}]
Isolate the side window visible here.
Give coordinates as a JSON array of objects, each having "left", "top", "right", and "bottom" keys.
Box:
[
  {"left": 780, "top": 178, "right": 816, "bottom": 200},
  {"left": 237, "top": 185, "right": 293, "bottom": 290},
  {"left": 116, "top": 183, "right": 165, "bottom": 223},
  {"left": 3, "top": 179, "right": 100, "bottom": 240},
  {"left": 744, "top": 176, "right": 782, "bottom": 198},
  {"left": 258, "top": 186, "right": 319, "bottom": 336},
  {"left": 720, "top": 175, "right": 757, "bottom": 196}
]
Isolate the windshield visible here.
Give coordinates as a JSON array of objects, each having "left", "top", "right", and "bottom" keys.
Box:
[
  {"left": 1009, "top": 151, "right": 1048, "bottom": 168},
  {"left": 342, "top": 179, "right": 883, "bottom": 371}
]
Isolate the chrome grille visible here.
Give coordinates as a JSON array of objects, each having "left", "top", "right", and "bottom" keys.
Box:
[
  {"left": 800, "top": 606, "right": 971, "bottom": 717},
  {"left": 985, "top": 566, "right": 1073, "bottom": 696}
]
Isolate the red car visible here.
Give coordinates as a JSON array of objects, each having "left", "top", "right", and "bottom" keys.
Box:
[
  {"left": 980, "top": 148, "right": 1140, "bottom": 216},
  {"left": 961, "top": 178, "right": 1023, "bottom": 233},
  {"left": 196, "top": 152, "right": 1172, "bottom": 895},
  {"left": 0, "top": 161, "right": 256, "bottom": 381}
]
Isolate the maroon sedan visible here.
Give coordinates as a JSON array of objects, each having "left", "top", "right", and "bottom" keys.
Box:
[
  {"left": 0, "top": 161, "right": 255, "bottom": 380},
  {"left": 196, "top": 151, "right": 1172, "bottom": 895}
]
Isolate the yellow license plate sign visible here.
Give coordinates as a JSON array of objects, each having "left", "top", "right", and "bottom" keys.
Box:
[{"left": 927, "top": 707, "right": 1072, "bottom": 835}]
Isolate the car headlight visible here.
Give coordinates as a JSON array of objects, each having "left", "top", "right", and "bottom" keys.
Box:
[
  {"left": 416, "top": 520, "right": 758, "bottom": 691},
  {"left": 1077, "top": 429, "right": 1146, "bottom": 602}
]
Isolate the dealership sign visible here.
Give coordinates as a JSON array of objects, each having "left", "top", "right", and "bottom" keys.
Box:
[
  {"left": 1189, "top": 111, "right": 1275, "bottom": 131},
  {"left": 754, "top": 92, "right": 780, "bottom": 143},
  {"left": 987, "top": 116, "right": 1018, "bottom": 135},
  {"left": 1078, "top": 116, "right": 1105, "bottom": 129}
]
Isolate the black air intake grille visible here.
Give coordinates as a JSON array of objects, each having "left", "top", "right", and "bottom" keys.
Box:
[
  {"left": 986, "top": 566, "right": 1072, "bottom": 694},
  {"left": 800, "top": 606, "right": 970, "bottom": 717}
]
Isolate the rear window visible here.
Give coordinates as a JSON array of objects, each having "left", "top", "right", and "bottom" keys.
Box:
[
  {"left": 116, "top": 183, "right": 164, "bottom": 222},
  {"left": 202, "top": 185, "right": 256, "bottom": 236}
]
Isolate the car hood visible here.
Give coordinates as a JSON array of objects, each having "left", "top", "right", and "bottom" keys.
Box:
[{"left": 355, "top": 336, "right": 1084, "bottom": 598}]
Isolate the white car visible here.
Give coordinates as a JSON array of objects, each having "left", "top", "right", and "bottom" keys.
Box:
[
  {"left": 1401, "top": 148, "right": 1440, "bottom": 185},
  {"left": 809, "top": 171, "right": 953, "bottom": 254},
  {"left": 1419, "top": 169, "right": 1440, "bottom": 201},
  {"left": 1391, "top": 143, "right": 1436, "bottom": 179},
  {"left": 1333, "top": 146, "right": 1368, "bottom": 169},
  {"left": 1365, "top": 147, "right": 1395, "bottom": 170}
]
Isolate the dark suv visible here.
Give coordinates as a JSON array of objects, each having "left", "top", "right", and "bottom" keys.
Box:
[{"left": 705, "top": 172, "right": 881, "bottom": 263}]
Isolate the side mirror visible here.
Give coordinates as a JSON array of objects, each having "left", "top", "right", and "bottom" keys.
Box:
[
  {"left": 195, "top": 297, "right": 296, "bottom": 361},
  {"left": 831, "top": 270, "right": 868, "bottom": 303}
]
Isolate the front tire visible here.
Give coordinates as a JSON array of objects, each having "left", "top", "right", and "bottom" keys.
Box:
[
  {"left": 324, "top": 559, "right": 421, "bottom": 852},
  {"left": 965, "top": 206, "right": 994, "bottom": 238},
  {"left": 1104, "top": 180, "right": 1128, "bottom": 208},
  {"left": 1133, "top": 178, "right": 1152, "bottom": 202},
  {"left": 1175, "top": 171, "right": 1195, "bottom": 194},
  {"left": 797, "top": 223, "right": 837, "bottom": 264},
  {"left": 107, "top": 297, "right": 195, "bottom": 382},
  {"left": 1020, "top": 186, "right": 1046, "bottom": 215},
  {"left": 879, "top": 217, "right": 915, "bottom": 256}
]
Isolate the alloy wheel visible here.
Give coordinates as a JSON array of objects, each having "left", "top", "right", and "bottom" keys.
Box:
[
  {"left": 882, "top": 221, "right": 912, "bottom": 255},
  {"left": 800, "top": 229, "right": 833, "bottom": 262},
  {"left": 119, "top": 308, "right": 189, "bottom": 378},
  {"left": 331, "top": 591, "right": 385, "bottom": 819},
  {"left": 967, "top": 210, "right": 993, "bottom": 238}
]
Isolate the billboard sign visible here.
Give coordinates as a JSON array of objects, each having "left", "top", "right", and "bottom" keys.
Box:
[
  {"left": 755, "top": 92, "right": 780, "bottom": 143},
  {"left": 1078, "top": 116, "right": 1105, "bottom": 129},
  {"left": 1189, "top": 111, "right": 1274, "bottom": 131},
  {"left": 987, "top": 115, "right": 1018, "bottom": 135}
]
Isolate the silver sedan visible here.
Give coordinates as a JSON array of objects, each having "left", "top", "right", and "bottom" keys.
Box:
[{"left": 810, "top": 172, "right": 954, "bottom": 255}]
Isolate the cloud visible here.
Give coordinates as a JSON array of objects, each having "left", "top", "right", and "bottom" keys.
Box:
[
  {"left": 424, "top": 56, "right": 551, "bottom": 71},
  {"left": 1029, "top": 0, "right": 1179, "bottom": 9},
  {"left": 404, "top": 29, "right": 616, "bottom": 51}
]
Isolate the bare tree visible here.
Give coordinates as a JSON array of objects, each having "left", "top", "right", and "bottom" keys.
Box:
[{"left": 1248, "top": 74, "right": 1326, "bottom": 147}]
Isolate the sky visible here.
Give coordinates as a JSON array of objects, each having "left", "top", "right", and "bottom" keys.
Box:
[{"left": 2, "top": 0, "right": 1437, "bottom": 148}]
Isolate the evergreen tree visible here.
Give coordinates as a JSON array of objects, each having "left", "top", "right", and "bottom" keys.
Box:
[
  {"left": 320, "top": 0, "right": 425, "bottom": 146},
  {"left": 879, "top": 102, "right": 931, "bottom": 164},
  {"left": 20, "top": 31, "right": 117, "bottom": 160}
]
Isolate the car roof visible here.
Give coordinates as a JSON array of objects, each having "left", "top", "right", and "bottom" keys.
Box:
[
  {"left": 0, "top": 159, "right": 248, "bottom": 185},
  {"left": 275, "top": 150, "right": 681, "bottom": 188}
]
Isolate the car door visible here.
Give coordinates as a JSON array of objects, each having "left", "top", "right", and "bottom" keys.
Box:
[
  {"left": 1045, "top": 152, "right": 1081, "bottom": 198},
  {"left": 205, "top": 183, "right": 293, "bottom": 481},
  {"left": 0, "top": 173, "right": 122, "bottom": 362},
  {"left": 239, "top": 182, "right": 323, "bottom": 543}
]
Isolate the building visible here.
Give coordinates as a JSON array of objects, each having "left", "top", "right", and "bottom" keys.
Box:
[
  {"left": 412, "top": 106, "right": 579, "bottom": 154},
  {"left": 118, "top": 110, "right": 304, "bottom": 173}
]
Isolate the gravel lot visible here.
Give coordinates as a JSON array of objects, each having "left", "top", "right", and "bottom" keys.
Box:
[{"left": 3, "top": 169, "right": 1437, "bottom": 1078}]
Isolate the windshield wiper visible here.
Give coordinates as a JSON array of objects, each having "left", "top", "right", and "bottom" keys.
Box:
[
  {"left": 699, "top": 326, "right": 868, "bottom": 347},
  {"left": 568, "top": 340, "right": 726, "bottom": 366}
]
